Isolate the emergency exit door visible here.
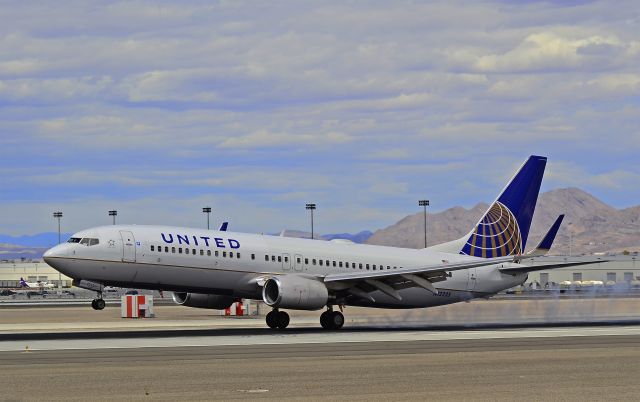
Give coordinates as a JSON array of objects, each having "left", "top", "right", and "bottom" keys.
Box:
[
  {"left": 467, "top": 267, "right": 477, "bottom": 291},
  {"left": 120, "top": 231, "right": 136, "bottom": 262}
]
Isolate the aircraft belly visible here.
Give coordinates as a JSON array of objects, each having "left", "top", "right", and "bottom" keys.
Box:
[
  {"left": 53, "top": 258, "right": 258, "bottom": 297},
  {"left": 345, "top": 287, "right": 478, "bottom": 309}
]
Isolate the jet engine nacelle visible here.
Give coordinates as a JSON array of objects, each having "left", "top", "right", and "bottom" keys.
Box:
[
  {"left": 172, "top": 292, "right": 235, "bottom": 310},
  {"left": 262, "top": 275, "right": 328, "bottom": 310}
]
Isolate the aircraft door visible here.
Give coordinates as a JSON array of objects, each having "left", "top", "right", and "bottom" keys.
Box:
[
  {"left": 294, "top": 254, "right": 303, "bottom": 271},
  {"left": 120, "top": 231, "right": 136, "bottom": 262},
  {"left": 467, "top": 267, "right": 477, "bottom": 291},
  {"left": 282, "top": 253, "right": 291, "bottom": 270}
]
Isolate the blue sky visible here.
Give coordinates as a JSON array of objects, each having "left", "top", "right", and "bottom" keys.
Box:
[{"left": 0, "top": 0, "right": 638, "bottom": 236}]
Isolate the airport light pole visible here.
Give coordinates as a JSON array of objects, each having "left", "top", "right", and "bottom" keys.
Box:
[
  {"left": 53, "top": 212, "right": 63, "bottom": 244},
  {"left": 568, "top": 222, "right": 573, "bottom": 256},
  {"left": 109, "top": 210, "right": 117, "bottom": 225},
  {"left": 306, "top": 203, "right": 316, "bottom": 239},
  {"left": 202, "top": 207, "right": 212, "bottom": 230},
  {"left": 419, "top": 200, "right": 429, "bottom": 248}
]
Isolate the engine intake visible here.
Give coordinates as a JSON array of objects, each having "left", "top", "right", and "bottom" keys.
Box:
[
  {"left": 262, "top": 275, "right": 328, "bottom": 310},
  {"left": 172, "top": 292, "right": 235, "bottom": 310}
]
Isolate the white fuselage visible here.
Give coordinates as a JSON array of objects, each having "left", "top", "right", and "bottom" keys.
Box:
[{"left": 43, "top": 225, "right": 527, "bottom": 309}]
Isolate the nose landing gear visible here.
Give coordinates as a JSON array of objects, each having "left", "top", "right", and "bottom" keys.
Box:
[
  {"left": 320, "top": 307, "right": 344, "bottom": 330},
  {"left": 91, "top": 292, "right": 105, "bottom": 310},
  {"left": 266, "top": 309, "right": 290, "bottom": 329}
]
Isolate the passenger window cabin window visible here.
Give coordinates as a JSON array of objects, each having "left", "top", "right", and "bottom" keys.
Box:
[
  {"left": 229, "top": 252, "right": 234, "bottom": 258},
  {"left": 223, "top": 251, "right": 227, "bottom": 258},
  {"left": 373, "top": 265, "right": 376, "bottom": 270},
  {"left": 165, "top": 246, "right": 169, "bottom": 252},
  {"left": 305, "top": 258, "right": 309, "bottom": 264},
  {"left": 278, "top": 256, "right": 282, "bottom": 263},
  {"left": 172, "top": 247, "right": 176, "bottom": 253},
  {"left": 265, "top": 255, "right": 269, "bottom": 262},
  {"left": 252, "top": 254, "right": 256, "bottom": 260},
  {"left": 151, "top": 245, "right": 155, "bottom": 251},
  {"left": 284, "top": 256, "right": 288, "bottom": 263},
  {"left": 297, "top": 257, "right": 301, "bottom": 263},
  {"left": 215, "top": 250, "right": 219, "bottom": 257},
  {"left": 387, "top": 266, "right": 390, "bottom": 270},
  {"left": 207, "top": 250, "right": 211, "bottom": 256},
  {"left": 313, "top": 259, "right": 316, "bottom": 265},
  {"left": 237, "top": 253, "right": 240, "bottom": 259},
  {"left": 366, "top": 264, "right": 370, "bottom": 270},
  {"left": 271, "top": 255, "right": 275, "bottom": 262},
  {"left": 192, "top": 249, "right": 196, "bottom": 255},
  {"left": 319, "top": 260, "right": 323, "bottom": 266},
  {"left": 326, "top": 260, "right": 330, "bottom": 266},
  {"left": 359, "top": 263, "right": 362, "bottom": 269},
  {"left": 339, "top": 262, "right": 343, "bottom": 268}
]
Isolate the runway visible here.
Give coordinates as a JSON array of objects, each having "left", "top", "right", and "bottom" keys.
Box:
[
  {"left": 1, "top": 330, "right": 639, "bottom": 401},
  {"left": 2, "top": 299, "right": 640, "bottom": 400}
]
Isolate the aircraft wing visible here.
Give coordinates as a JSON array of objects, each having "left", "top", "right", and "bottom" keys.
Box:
[
  {"left": 498, "top": 259, "right": 607, "bottom": 274},
  {"left": 323, "top": 255, "right": 529, "bottom": 300}
]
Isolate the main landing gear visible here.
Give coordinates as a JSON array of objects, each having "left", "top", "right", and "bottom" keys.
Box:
[
  {"left": 320, "top": 308, "right": 344, "bottom": 330},
  {"left": 266, "top": 309, "right": 290, "bottom": 329},
  {"left": 91, "top": 292, "right": 105, "bottom": 310}
]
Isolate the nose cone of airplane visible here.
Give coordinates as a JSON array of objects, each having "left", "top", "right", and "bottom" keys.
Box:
[{"left": 43, "top": 244, "right": 66, "bottom": 263}]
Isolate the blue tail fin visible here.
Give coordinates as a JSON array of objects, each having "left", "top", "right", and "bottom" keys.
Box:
[{"left": 460, "top": 155, "right": 547, "bottom": 258}]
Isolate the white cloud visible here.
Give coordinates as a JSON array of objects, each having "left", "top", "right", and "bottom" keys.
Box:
[
  {"left": 0, "top": 0, "right": 638, "bottom": 235},
  {"left": 474, "top": 32, "right": 628, "bottom": 73},
  {"left": 219, "top": 129, "right": 352, "bottom": 149}
]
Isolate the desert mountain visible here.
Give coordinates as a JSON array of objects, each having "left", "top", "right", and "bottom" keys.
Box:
[{"left": 366, "top": 188, "right": 640, "bottom": 255}]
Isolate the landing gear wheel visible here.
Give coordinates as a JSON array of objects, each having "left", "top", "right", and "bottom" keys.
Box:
[
  {"left": 276, "top": 311, "right": 290, "bottom": 329},
  {"left": 92, "top": 299, "right": 105, "bottom": 310},
  {"left": 330, "top": 311, "right": 344, "bottom": 329},
  {"left": 320, "top": 311, "right": 344, "bottom": 330},
  {"left": 320, "top": 311, "right": 331, "bottom": 329},
  {"left": 266, "top": 311, "right": 278, "bottom": 329}
]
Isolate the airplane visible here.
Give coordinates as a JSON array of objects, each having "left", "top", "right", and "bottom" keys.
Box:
[
  {"left": 19, "top": 277, "right": 55, "bottom": 289},
  {"left": 43, "top": 155, "right": 598, "bottom": 329}
]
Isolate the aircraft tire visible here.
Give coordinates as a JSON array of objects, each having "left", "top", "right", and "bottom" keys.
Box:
[
  {"left": 95, "top": 299, "right": 106, "bottom": 310},
  {"left": 329, "top": 311, "right": 344, "bottom": 330},
  {"left": 266, "top": 311, "right": 278, "bottom": 329},
  {"left": 91, "top": 299, "right": 98, "bottom": 310},
  {"left": 276, "top": 311, "right": 290, "bottom": 329},
  {"left": 320, "top": 311, "right": 331, "bottom": 329}
]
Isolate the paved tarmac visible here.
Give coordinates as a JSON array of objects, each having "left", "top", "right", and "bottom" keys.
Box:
[
  {"left": 1, "top": 298, "right": 639, "bottom": 401},
  {"left": 1, "top": 332, "right": 639, "bottom": 401}
]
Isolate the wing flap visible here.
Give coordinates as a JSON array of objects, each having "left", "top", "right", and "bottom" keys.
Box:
[{"left": 499, "top": 259, "right": 606, "bottom": 274}]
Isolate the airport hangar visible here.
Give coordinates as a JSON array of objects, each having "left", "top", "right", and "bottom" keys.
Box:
[{"left": 0, "top": 254, "right": 638, "bottom": 289}]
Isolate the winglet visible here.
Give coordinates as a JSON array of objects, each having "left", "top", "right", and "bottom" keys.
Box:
[{"left": 527, "top": 214, "right": 564, "bottom": 257}]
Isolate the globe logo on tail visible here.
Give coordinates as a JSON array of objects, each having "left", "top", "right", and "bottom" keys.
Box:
[{"left": 460, "top": 201, "right": 522, "bottom": 258}]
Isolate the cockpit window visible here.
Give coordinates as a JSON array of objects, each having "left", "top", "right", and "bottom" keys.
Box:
[
  {"left": 68, "top": 238, "right": 81, "bottom": 243},
  {"left": 89, "top": 238, "right": 99, "bottom": 246},
  {"left": 79, "top": 238, "right": 100, "bottom": 246}
]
